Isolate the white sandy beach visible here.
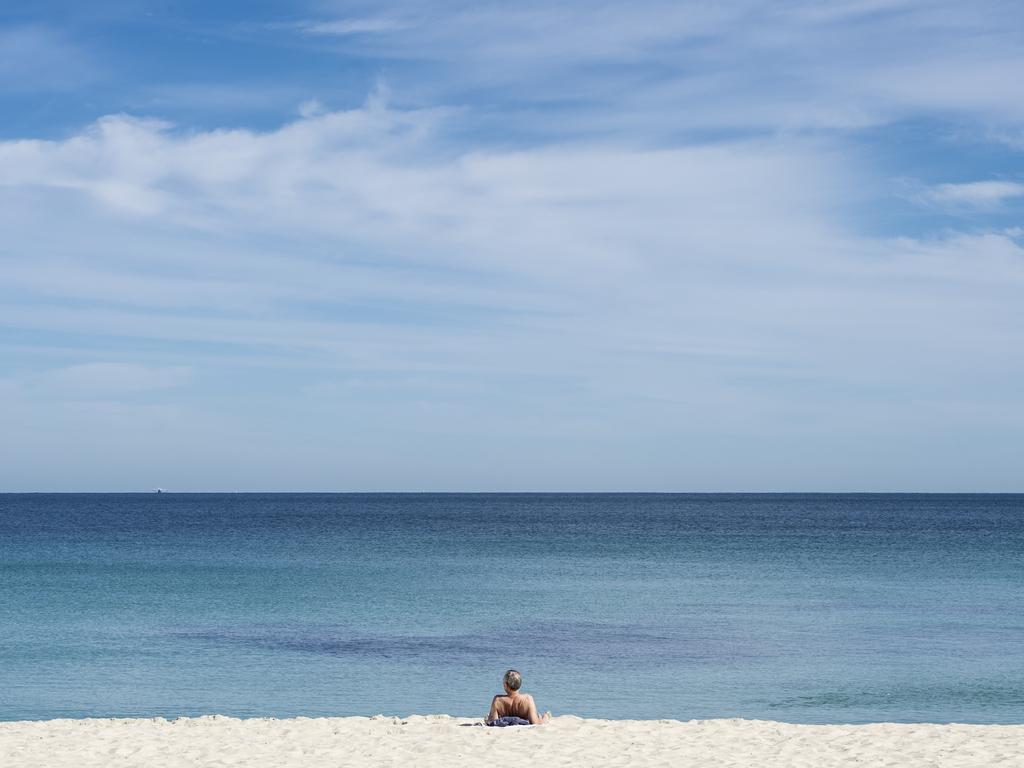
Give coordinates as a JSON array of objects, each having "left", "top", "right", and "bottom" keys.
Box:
[{"left": 1, "top": 715, "right": 1020, "bottom": 767}]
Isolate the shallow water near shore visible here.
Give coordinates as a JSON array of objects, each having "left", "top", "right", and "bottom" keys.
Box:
[{"left": 1, "top": 493, "right": 1022, "bottom": 723}]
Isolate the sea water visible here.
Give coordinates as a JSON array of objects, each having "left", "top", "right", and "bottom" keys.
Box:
[{"left": 1, "top": 493, "right": 1022, "bottom": 723}]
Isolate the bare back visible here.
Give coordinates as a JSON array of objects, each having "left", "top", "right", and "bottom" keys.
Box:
[
  {"left": 493, "top": 692, "right": 534, "bottom": 720},
  {"left": 488, "top": 691, "right": 549, "bottom": 724}
]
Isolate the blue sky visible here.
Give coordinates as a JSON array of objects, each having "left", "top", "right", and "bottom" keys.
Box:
[{"left": 2, "top": 0, "right": 1023, "bottom": 491}]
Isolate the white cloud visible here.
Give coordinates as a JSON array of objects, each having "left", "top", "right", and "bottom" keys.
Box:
[
  {"left": 0, "top": 105, "right": 842, "bottom": 281},
  {"left": 299, "top": 17, "right": 409, "bottom": 36},
  {"left": 0, "top": 104, "right": 836, "bottom": 382},
  {"left": 297, "top": 98, "right": 327, "bottom": 118},
  {"left": 925, "top": 180, "right": 1024, "bottom": 206},
  {"left": 1, "top": 102, "right": 1023, "bottom": 489}
]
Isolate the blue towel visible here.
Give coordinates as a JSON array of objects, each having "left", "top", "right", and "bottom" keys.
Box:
[{"left": 486, "top": 716, "right": 532, "bottom": 727}]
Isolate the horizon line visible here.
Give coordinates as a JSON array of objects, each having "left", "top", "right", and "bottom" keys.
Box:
[{"left": 2, "top": 490, "right": 1022, "bottom": 495}]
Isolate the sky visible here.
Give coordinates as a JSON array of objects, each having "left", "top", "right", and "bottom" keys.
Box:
[{"left": 1, "top": 0, "right": 1023, "bottom": 491}]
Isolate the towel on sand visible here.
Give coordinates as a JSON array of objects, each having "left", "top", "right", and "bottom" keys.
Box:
[{"left": 486, "top": 717, "right": 532, "bottom": 727}]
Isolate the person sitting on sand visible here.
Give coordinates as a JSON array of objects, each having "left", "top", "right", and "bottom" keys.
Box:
[{"left": 486, "top": 669, "right": 551, "bottom": 725}]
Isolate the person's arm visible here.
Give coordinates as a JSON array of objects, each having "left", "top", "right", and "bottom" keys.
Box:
[
  {"left": 525, "top": 695, "right": 551, "bottom": 725},
  {"left": 486, "top": 695, "right": 500, "bottom": 724}
]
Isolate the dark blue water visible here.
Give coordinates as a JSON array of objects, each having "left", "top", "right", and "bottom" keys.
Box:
[{"left": 1, "top": 493, "right": 1022, "bottom": 723}]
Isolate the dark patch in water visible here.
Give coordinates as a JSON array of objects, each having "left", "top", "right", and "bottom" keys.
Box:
[{"left": 174, "top": 619, "right": 764, "bottom": 665}]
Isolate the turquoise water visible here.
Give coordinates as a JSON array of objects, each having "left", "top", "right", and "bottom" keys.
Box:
[{"left": 1, "top": 493, "right": 1022, "bottom": 723}]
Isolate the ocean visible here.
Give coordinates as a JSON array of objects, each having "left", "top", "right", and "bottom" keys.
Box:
[{"left": 1, "top": 493, "right": 1022, "bottom": 723}]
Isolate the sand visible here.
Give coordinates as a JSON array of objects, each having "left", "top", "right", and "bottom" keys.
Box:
[{"left": 1, "top": 715, "right": 1021, "bottom": 767}]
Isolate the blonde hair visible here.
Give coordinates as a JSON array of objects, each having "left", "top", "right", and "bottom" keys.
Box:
[{"left": 503, "top": 669, "right": 522, "bottom": 691}]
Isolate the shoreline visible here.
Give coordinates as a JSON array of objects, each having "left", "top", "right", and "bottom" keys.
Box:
[
  {"left": 3, "top": 715, "right": 1021, "bottom": 767},
  {"left": 3, "top": 713, "right": 1023, "bottom": 726}
]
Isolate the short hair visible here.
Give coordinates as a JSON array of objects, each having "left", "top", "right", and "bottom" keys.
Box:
[{"left": 503, "top": 669, "right": 522, "bottom": 691}]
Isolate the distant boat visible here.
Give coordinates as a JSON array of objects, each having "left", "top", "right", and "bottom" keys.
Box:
[{"left": 153, "top": 488, "right": 166, "bottom": 494}]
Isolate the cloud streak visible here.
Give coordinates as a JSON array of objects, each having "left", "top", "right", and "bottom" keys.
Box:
[
  {"left": 293, "top": 0, "right": 1024, "bottom": 136},
  {"left": 299, "top": 17, "right": 409, "bottom": 36},
  {"left": 925, "top": 180, "right": 1024, "bottom": 206}
]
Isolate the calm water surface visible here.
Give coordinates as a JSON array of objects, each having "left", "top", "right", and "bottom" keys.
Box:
[{"left": 1, "top": 493, "right": 1022, "bottom": 723}]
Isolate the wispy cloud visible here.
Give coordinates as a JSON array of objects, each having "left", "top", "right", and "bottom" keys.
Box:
[
  {"left": 2, "top": 105, "right": 1020, "bottom": 414},
  {"left": 924, "top": 180, "right": 1024, "bottom": 206},
  {"left": 286, "top": 0, "right": 1024, "bottom": 136},
  {"left": 299, "top": 17, "right": 410, "bottom": 36}
]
